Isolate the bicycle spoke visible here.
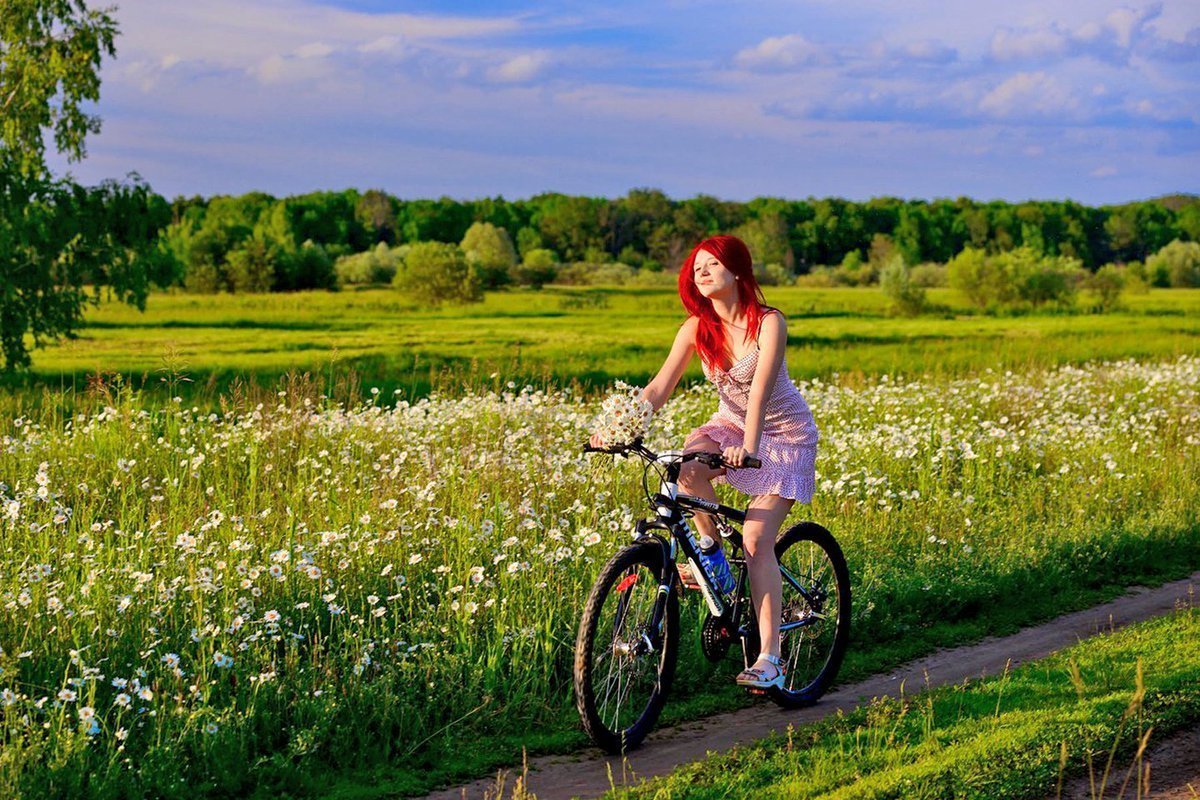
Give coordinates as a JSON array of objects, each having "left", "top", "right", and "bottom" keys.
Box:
[
  {"left": 591, "top": 562, "right": 662, "bottom": 734},
  {"left": 777, "top": 538, "right": 841, "bottom": 695}
]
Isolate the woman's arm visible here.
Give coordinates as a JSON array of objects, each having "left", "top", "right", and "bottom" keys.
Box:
[
  {"left": 639, "top": 317, "right": 698, "bottom": 413},
  {"left": 741, "top": 311, "right": 787, "bottom": 454}
]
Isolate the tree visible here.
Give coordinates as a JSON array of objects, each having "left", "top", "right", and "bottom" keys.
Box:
[
  {"left": 1147, "top": 240, "right": 1200, "bottom": 288},
  {"left": 0, "top": 0, "right": 152, "bottom": 370},
  {"left": 459, "top": 222, "right": 516, "bottom": 289},
  {"left": 395, "top": 242, "right": 481, "bottom": 306},
  {"left": 879, "top": 255, "right": 927, "bottom": 316},
  {"left": 947, "top": 247, "right": 1010, "bottom": 309}
]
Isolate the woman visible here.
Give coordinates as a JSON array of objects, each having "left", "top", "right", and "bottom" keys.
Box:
[{"left": 589, "top": 234, "right": 819, "bottom": 690}]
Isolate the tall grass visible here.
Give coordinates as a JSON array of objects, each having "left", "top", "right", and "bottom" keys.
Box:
[{"left": 0, "top": 356, "right": 1197, "bottom": 797}]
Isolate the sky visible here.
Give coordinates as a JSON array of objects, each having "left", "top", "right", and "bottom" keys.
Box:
[{"left": 45, "top": 0, "right": 1200, "bottom": 205}]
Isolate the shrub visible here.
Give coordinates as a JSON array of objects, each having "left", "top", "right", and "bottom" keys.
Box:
[
  {"left": 909, "top": 262, "right": 947, "bottom": 288},
  {"left": 630, "top": 268, "right": 678, "bottom": 287},
  {"left": 226, "top": 238, "right": 275, "bottom": 293},
  {"left": 1001, "top": 247, "right": 1083, "bottom": 308},
  {"left": 509, "top": 248, "right": 559, "bottom": 289},
  {"left": 552, "top": 262, "right": 636, "bottom": 286},
  {"left": 1147, "top": 239, "right": 1200, "bottom": 288},
  {"left": 793, "top": 267, "right": 838, "bottom": 288},
  {"left": 1121, "top": 261, "right": 1151, "bottom": 294},
  {"left": 278, "top": 241, "right": 337, "bottom": 291},
  {"left": 1086, "top": 264, "right": 1125, "bottom": 312},
  {"left": 335, "top": 243, "right": 404, "bottom": 286},
  {"left": 879, "top": 255, "right": 928, "bottom": 316},
  {"left": 754, "top": 262, "right": 793, "bottom": 286},
  {"left": 948, "top": 247, "right": 1009, "bottom": 309},
  {"left": 395, "top": 241, "right": 481, "bottom": 306},
  {"left": 183, "top": 262, "right": 225, "bottom": 294},
  {"left": 460, "top": 222, "right": 516, "bottom": 289}
]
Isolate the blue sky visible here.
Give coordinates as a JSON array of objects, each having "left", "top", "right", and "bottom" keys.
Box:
[{"left": 47, "top": 0, "right": 1200, "bottom": 204}]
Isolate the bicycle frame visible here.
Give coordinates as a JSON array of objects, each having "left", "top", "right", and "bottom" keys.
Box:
[{"left": 631, "top": 449, "right": 824, "bottom": 650}]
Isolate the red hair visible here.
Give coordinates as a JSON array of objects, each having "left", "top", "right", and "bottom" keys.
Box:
[{"left": 677, "top": 235, "right": 769, "bottom": 371}]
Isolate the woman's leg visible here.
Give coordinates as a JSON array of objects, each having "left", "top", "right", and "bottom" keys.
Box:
[
  {"left": 678, "top": 429, "right": 726, "bottom": 541},
  {"left": 743, "top": 493, "right": 795, "bottom": 659}
]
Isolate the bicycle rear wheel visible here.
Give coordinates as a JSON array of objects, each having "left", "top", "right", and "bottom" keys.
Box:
[
  {"left": 574, "top": 540, "right": 679, "bottom": 754},
  {"left": 764, "top": 521, "right": 851, "bottom": 709}
]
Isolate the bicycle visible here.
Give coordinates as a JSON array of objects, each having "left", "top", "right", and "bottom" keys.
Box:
[{"left": 574, "top": 437, "right": 851, "bottom": 754}]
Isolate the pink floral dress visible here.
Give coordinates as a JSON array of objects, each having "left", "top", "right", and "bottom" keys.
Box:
[{"left": 693, "top": 314, "right": 819, "bottom": 503}]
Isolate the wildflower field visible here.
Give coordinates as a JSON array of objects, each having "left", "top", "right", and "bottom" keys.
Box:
[{"left": 1, "top": 334, "right": 1198, "bottom": 796}]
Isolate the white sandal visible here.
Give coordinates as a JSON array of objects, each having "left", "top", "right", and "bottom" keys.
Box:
[{"left": 736, "top": 653, "right": 785, "bottom": 690}]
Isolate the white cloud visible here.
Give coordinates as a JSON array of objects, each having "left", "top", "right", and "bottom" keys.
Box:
[
  {"left": 990, "top": 27, "right": 1069, "bottom": 60},
  {"left": 487, "top": 52, "right": 551, "bottom": 83},
  {"left": 978, "top": 71, "right": 1079, "bottom": 117},
  {"left": 1091, "top": 164, "right": 1118, "bottom": 176},
  {"left": 294, "top": 42, "right": 334, "bottom": 59},
  {"left": 735, "top": 34, "right": 830, "bottom": 70}
]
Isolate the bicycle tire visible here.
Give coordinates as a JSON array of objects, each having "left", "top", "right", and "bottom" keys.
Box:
[
  {"left": 574, "top": 540, "right": 680, "bottom": 754},
  {"left": 748, "top": 521, "right": 851, "bottom": 710}
]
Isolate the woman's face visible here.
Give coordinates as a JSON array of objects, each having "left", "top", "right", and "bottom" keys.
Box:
[{"left": 692, "top": 248, "right": 736, "bottom": 298}]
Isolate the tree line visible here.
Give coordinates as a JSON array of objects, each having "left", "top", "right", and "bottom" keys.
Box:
[{"left": 149, "top": 189, "right": 1198, "bottom": 293}]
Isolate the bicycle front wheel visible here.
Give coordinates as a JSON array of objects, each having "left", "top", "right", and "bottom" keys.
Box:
[
  {"left": 574, "top": 540, "right": 679, "bottom": 754},
  {"left": 768, "top": 521, "right": 851, "bottom": 709}
]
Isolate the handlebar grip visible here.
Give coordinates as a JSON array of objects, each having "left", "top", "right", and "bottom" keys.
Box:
[{"left": 743, "top": 456, "right": 762, "bottom": 469}]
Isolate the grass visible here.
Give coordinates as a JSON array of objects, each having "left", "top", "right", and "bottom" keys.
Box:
[
  {"left": 0, "top": 353, "right": 1196, "bottom": 798},
  {"left": 604, "top": 603, "right": 1200, "bottom": 800},
  {"left": 5, "top": 286, "right": 1199, "bottom": 407}
]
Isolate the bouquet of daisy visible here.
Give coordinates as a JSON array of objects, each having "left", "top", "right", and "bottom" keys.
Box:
[{"left": 593, "top": 381, "right": 653, "bottom": 447}]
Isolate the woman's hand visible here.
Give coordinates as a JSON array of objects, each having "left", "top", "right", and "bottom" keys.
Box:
[
  {"left": 589, "top": 432, "right": 607, "bottom": 448},
  {"left": 722, "top": 445, "right": 757, "bottom": 468}
]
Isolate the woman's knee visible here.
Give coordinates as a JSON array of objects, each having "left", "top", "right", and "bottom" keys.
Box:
[
  {"left": 679, "top": 459, "right": 719, "bottom": 488},
  {"left": 742, "top": 526, "right": 776, "bottom": 561}
]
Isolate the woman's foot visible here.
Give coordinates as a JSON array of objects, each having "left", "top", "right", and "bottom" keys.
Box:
[{"left": 736, "top": 653, "right": 785, "bottom": 689}]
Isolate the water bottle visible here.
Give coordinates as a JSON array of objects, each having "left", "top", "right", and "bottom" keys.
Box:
[{"left": 698, "top": 535, "right": 736, "bottom": 595}]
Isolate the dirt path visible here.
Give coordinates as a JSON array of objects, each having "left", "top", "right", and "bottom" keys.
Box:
[
  {"left": 1053, "top": 723, "right": 1200, "bottom": 800},
  {"left": 425, "top": 571, "right": 1200, "bottom": 800}
]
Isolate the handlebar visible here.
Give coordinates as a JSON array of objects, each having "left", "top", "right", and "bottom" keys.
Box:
[{"left": 583, "top": 439, "right": 761, "bottom": 470}]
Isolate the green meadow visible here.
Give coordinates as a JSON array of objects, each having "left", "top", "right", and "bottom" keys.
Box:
[
  {"left": 0, "top": 285, "right": 1197, "bottom": 798},
  {"left": 8, "top": 286, "right": 1200, "bottom": 405}
]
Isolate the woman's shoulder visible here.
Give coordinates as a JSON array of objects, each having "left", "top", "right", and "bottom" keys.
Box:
[{"left": 759, "top": 306, "right": 787, "bottom": 328}]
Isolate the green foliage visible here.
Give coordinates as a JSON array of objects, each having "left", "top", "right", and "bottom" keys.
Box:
[
  {"left": 226, "top": 238, "right": 276, "bottom": 293},
  {"left": 948, "top": 246, "right": 1082, "bottom": 311},
  {"left": 879, "top": 255, "right": 928, "bottom": 316},
  {"left": 1086, "top": 264, "right": 1126, "bottom": 312},
  {"left": 908, "top": 262, "right": 947, "bottom": 287},
  {"left": 354, "top": 189, "right": 397, "bottom": 245},
  {"left": 514, "top": 225, "right": 544, "bottom": 258},
  {"left": 509, "top": 248, "right": 559, "bottom": 289},
  {"left": 553, "top": 261, "right": 637, "bottom": 286},
  {"left": 0, "top": 0, "right": 118, "bottom": 178},
  {"left": 1001, "top": 247, "right": 1084, "bottom": 308},
  {"left": 754, "top": 262, "right": 793, "bottom": 286},
  {"left": 1147, "top": 239, "right": 1200, "bottom": 288},
  {"left": 948, "top": 246, "right": 1007, "bottom": 308},
  {"left": 0, "top": 1, "right": 164, "bottom": 369},
  {"left": 278, "top": 240, "right": 337, "bottom": 292},
  {"left": 460, "top": 222, "right": 516, "bottom": 289},
  {"left": 395, "top": 241, "right": 481, "bottom": 306},
  {"left": 334, "top": 242, "right": 405, "bottom": 286},
  {"left": 734, "top": 209, "right": 794, "bottom": 271}
]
